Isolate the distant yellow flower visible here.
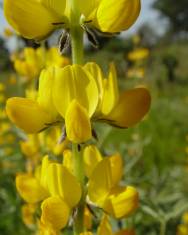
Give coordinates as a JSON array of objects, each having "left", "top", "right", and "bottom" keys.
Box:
[
  {"left": 177, "top": 224, "right": 188, "bottom": 235},
  {"left": 127, "top": 68, "right": 145, "bottom": 79},
  {"left": 185, "top": 147, "right": 188, "bottom": 155},
  {"left": 3, "top": 27, "right": 14, "bottom": 38},
  {"left": 0, "top": 94, "right": 6, "bottom": 103},
  {"left": 4, "top": 0, "right": 140, "bottom": 40},
  {"left": 8, "top": 74, "right": 17, "bottom": 85},
  {"left": 128, "top": 48, "right": 149, "bottom": 61},
  {"left": 13, "top": 47, "right": 69, "bottom": 80},
  {"left": 177, "top": 212, "right": 188, "bottom": 235},
  {"left": 132, "top": 35, "right": 141, "bottom": 46},
  {"left": 0, "top": 83, "right": 6, "bottom": 92},
  {"left": 183, "top": 213, "right": 188, "bottom": 225}
]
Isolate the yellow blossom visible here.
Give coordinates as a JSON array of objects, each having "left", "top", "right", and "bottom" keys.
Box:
[
  {"left": 16, "top": 156, "right": 81, "bottom": 231},
  {"left": 13, "top": 47, "right": 69, "bottom": 80},
  {"left": 88, "top": 154, "right": 139, "bottom": 218},
  {"left": 3, "top": 27, "right": 14, "bottom": 38},
  {"left": 6, "top": 63, "right": 150, "bottom": 144},
  {"left": 4, "top": 0, "right": 140, "bottom": 40},
  {"left": 128, "top": 48, "right": 150, "bottom": 61}
]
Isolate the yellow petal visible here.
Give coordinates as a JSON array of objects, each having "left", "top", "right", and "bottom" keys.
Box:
[
  {"left": 84, "top": 62, "right": 106, "bottom": 116},
  {"left": 4, "top": 0, "right": 64, "bottom": 40},
  {"left": 41, "top": 196, "right": 70, "bottom": 230},
  {"left": 39, "top": 0, "right": 66, "bottom": 17},
  {"left": 53, "top": 65, "right": 98, "bottom": 118},
  {"left": 83, "top": 145, "right": 102, "bottom": 178},
  {"left": 38, "top": 67, "right": 59, "bottom": 121},
  {"left": 78, "top": 0, "right": 100, "bottom": 19},
  {"left": 63, "top": 149, "right": 74, "bottom": 173},
  {"left": 40, "top": 155, "right": 52, "bottom": 189},
  {"left": 106, "top": 88, "right": 151, "bottom": 128},
  {"left": 97, "top": 215, "right": 113, "bottom": 235},
  {"left": 95, "top": 0, "right": 141, "bottom": 33},
  {"left": 88, "top": 154, "right": 123, "bottom": 206},
  {"left": 6, "top": 97, "right": 52, "bottom": 133},
  {"left": 16, "top": 174, "right": 48, "bottom": 203},
  {"left": 100, "top": 63, "right": 119, "bottom": 115},
  {"left": 84, "top": 62, "right": 104, "bottom": 110},
  {"left": 65, "top": 100, "right": 92, "bottom": 143},
  {"left": 47, "top": 163, "right": 81, "bottom": 208},
  {"left": 39, "top": 221, "right": 59, "bottom": 235},
  {"left": 22, "top": 204, "right": 37, "bottom": 227},
  {"left": 103, "top": 186, "right": 139, "bottom": 218}
]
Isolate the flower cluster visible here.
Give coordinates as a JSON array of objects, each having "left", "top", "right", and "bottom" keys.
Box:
[{"left": 3, "top": 0, "right": 151, "bottom": 234}]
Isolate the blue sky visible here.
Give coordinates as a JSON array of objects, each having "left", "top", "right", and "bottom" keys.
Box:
[{"left": 0, "top": 0, "right": 161, "bottom": 35}]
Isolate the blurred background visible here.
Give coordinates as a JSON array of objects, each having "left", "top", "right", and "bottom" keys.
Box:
[{"left": 0, "top": 0, "right": 188, "bottom": 235}]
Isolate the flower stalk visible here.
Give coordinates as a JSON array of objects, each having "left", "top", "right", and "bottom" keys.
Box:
[
  {"left": 70, "top": 0, "right": 84, "bottom": 65},
  {"left": 70, "top": 0, "right": 86, "bottom": 231},
  {"left": 72, "top": 144, "right": 86, "bottom": 235}
]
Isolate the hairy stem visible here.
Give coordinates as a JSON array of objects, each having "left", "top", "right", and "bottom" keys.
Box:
[{"left": 72, "top": 144, "right": 85, "bottom": 235}]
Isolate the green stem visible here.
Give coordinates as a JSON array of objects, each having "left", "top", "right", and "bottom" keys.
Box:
[
  {"left": 69, "top": 1, "right": 85, "bottom": 234},
  {"left": 160, "top": 221, "right": 166, "bottom": 235},
  {"left": 70, "top": 26, "right": 84, "bottom": 64},
  {"left": 72, "top": 144, "right": 85, "bottom": 235},
  {"left": 70, "top": 0, "right": 84, "bottom": 64}
]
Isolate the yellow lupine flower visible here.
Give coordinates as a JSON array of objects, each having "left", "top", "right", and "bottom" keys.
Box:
[
  {"left": 53, "top": 64, "right": 99, "bottom": 143},
  {"left": 3, "top": 27, "right": 14, "bottom": 38},
  {"left": 4, "top": 0, "right": 66, "bottom": 40},
  {"left": 16, "top": 173, "right": 49, "bottom": 204},
  {"left": 13, "top": 47, "right": 70, "bottom": 80},
  {"left": 177, "top": 224, "right": 188, "bottom": 235},
  {"left": 183, "top": 213, "right": 188, "bottom": 225},
  {"left": 127, "top": 68, "right": 145, "bottom": 79},
  {"left": 16, "top": 156, "right": 81, "bottom": 231},
  {"left": 6, "top": 97, "right": 54, "bottom": 133},
  {"left": 6, "top": 67, "right": 59, "bottom": 133},
  {"left": 6, "top": 63, "right": 150, "bottom": 143},
  {"left": 4, "top": 0, "right": 140, "bottom": 40},
  {"left": 20, "top": 135, "right": 40, "bottom": 159},
  {"left": 0, "top": 82, "right": 6, "bottom": 92},
  {"left": 83, "top": 145, "right": 102, "bottom": 177},
  {"left": 84, "top": 62, "right": 151, "bottom": 128},
  {"left": 22, "top": 203, "right": 37, "bottom": 227},
  {"left": 41, "top": 196, "right": 70, "bottom": 231},
  {"left": 97, "top": 215, "right": 113, "bottom": 235},
  {"left": 88, "top": 154, "right": 139, "bottom": 218},
  {"left": 128, "top": 48, "right": 150, "bottom": 61}
]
